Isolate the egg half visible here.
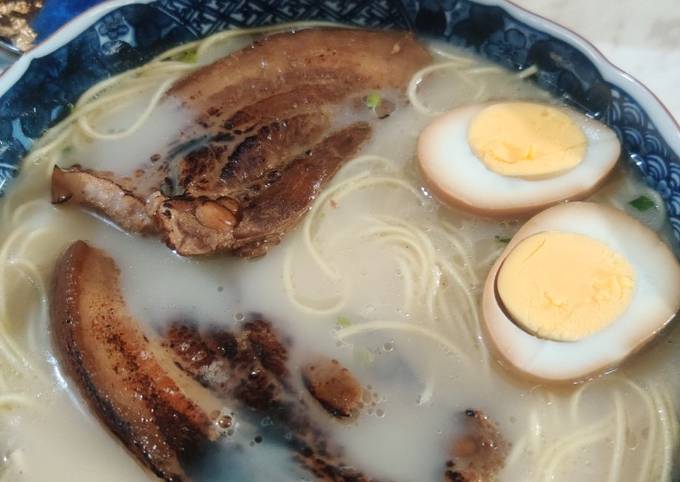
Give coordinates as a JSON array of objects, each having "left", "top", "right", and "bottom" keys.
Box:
[
  {"left": 482, "top": 201, "right": 680, "bottom": 383},
  {"left": 418, "top": 102, "right": 621, "bottom": 217}
]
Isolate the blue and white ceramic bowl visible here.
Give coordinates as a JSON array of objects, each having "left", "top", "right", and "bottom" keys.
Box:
[{"left": 0, "top": 0, "right": 679, "bottom": 244}]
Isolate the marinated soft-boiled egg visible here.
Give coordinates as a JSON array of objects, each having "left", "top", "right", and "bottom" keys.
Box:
[
  {"left": 418, "top": 101, "right": 621, "bottom": 217},
  {"left": 482, "top": 202, "right": 680, "bottom": 382}
]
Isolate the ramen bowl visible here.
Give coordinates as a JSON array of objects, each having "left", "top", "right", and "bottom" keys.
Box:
[{"left": 0, "top": 1, "right": 678, "bottom": 481}]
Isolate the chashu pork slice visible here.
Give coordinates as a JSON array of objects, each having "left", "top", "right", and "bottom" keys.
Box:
[
  {"left": 168, "top": 27, "right": 432, "bottom": 113},
  {"left": 51, "top": 28, "right": 431, "bottom": 258},
  {"left": 161, "top": 321, "right": 379, "bottom": 482},
  {"left": 51, "top": 241, "right": 381, "bottom": 481},
  {"left": 445, "top": 410, "right": 508, "bottom": 482},
  {"left": 52, "top": 167, "right": 156, "bottom": 233},
  {"left": 50, "top": 241, "right": 224, "bottom": 481}
]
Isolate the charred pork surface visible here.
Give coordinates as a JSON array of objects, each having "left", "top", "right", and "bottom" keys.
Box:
[
  {"left": 51, "top": 28, "right": 431, "bottom": 257},
  {"left": 50, "top": 241, "right": 222, "bottom": 481},
  {"left": 302, "top": 358, "right": 363, "bottom": 419},
  {"left": 444, "top": 410, "right": 508, "bottom": 482},
  {"left": 162, "top": 321, "right": 379, "bottom": 482},
  {"left": 52, "top": 241, "right": 379, "bottom": 481}
]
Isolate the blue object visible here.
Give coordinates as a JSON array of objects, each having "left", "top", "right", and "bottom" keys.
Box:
[
  {"left": 31, "top": 0, "right": 106, "bottom": 40},
  {"left": 0, "top": 0, "right": 679, "bottom": 246}
]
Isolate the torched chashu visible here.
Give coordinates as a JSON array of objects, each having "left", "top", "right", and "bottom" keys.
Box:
[
  {"left": 51, "top": 241, "right": 374, "bottom": 482},
  {"left": 50, "top": 241, "right": 509, "bottom": 482},
  {"left": 51, "top": 28, "right": 431, "bottom": 257},
  {"left": 48, "top": 28, "right": 510, "bottom": 482}
]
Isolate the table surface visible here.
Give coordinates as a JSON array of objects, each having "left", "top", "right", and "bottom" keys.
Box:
[{"left": 513, "top": 0, "right": 680, "bottom": 122}]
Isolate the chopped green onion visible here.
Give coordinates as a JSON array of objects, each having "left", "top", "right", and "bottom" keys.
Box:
[
  {"left": 629, "top": 195, "right": 656, "bottom": 212},
  {"left": 353, "top": 346, "right": 375, "bottom": 367},
  {"left": 365, "top": 92, "right": 382, "bottom": 110},
  {"left": 62, "top": 145, "right": 74, "bottom": 156},
  {"left": 495, "top": 235, "right": 511, "bottom": 244},
  {"left": 175, "top": 50, "right": 198, "bottom": 64},
  {"left": 66, "top": 103, "right": 75, "bottom": 113},
  {"left": 337, "top": 316, "right": 352, "bottom": 328}
]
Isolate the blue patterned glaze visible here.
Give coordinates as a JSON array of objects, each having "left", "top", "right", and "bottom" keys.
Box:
[{"left": 1, "top": 0, "right": 679, "bottom": 244}]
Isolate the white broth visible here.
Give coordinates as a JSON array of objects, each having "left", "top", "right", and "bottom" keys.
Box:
[{"left": 0, "top": 26, "right": 678, "bottom": 482}]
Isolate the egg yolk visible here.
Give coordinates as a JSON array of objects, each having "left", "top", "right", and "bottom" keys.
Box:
[
  {"left": 468, "top": 102, "right": 587, "bottom": 179},
  {"left": 496, "top": 231, "right": 635, "bottom": 341}
]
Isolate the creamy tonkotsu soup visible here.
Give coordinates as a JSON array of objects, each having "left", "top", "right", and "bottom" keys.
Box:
[{"left": 0, "top": 24, "right": 679, "bottom": 482}]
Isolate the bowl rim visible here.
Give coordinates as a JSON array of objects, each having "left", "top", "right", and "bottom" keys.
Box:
[
  {"left": 498, "top": 0, "right": 680, "bottom": 151},
  {"left": 0, "top": 0, "right": 678, "bottom": 157}
]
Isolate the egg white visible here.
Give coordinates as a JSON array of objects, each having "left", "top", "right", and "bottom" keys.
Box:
[
  {"left": 482, "top": 202, "right": 680, "bottom": 383},
  {"left": 418, "top": 103, "right": 621, "bottom": 217}
]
